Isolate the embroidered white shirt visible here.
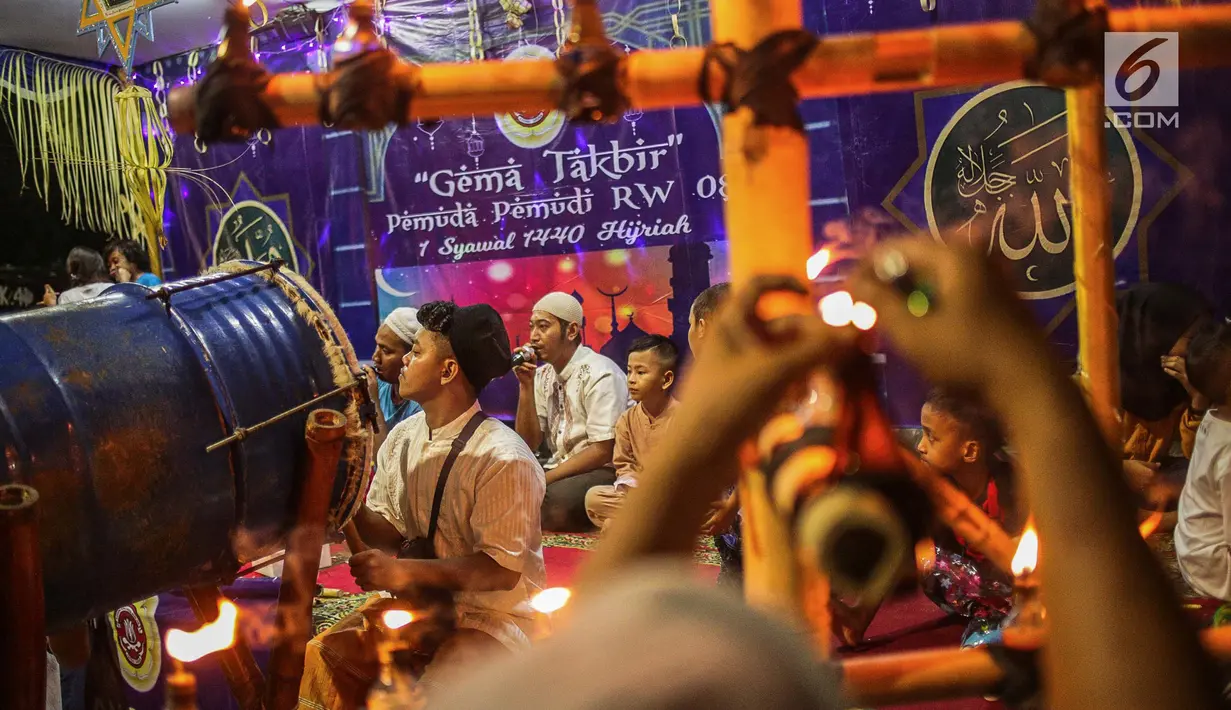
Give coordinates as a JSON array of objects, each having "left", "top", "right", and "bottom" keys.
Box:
[
  {"left": 366, "top": 403, "right": 547, "bottom": 649},
  {"left": 534, "top": 346, "right": 629, "bottom": 468}
]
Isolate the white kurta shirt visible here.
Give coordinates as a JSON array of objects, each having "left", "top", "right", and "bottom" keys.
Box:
[
  {"left": 534, "top": 346, "right": 629, "bottom": 468},
  {"left": 1176, "top": 410, "right": 1231, "bottom": 601},
  {"left": 366, "top": 402, "right": 547, "bottom": 649}
]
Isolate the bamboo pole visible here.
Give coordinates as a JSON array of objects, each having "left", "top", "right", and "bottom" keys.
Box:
[
  {"left": 1062, "top": 0, "right": 1121, "bottom": 442},
  {"left": 708, "top": 0, "right": 823, "bottom": 647},
  {"left": 841, "top": 625, "right": 1231, "bottom": 706},
  {"left": 168, "top": 6, "right": 1231, "bottom": 132}
]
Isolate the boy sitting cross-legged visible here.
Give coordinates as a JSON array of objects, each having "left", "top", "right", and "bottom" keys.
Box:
[{"left": 584, "top": 335, "right": 680, "bottom": 531}]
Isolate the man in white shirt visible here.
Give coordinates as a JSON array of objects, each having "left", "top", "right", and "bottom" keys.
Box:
[
  {"left": 299, "top": 301, "right": 546, "bottom": 708},
  {"left": 1176, "top": 320, "right": 1231, "bottom": 600},
  {"left": 514, "top": 291, "right": 629, "bottom": 532}
]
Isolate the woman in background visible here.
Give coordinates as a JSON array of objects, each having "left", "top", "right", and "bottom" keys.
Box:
[{"left": 41, "top": 247, "right": 113, "bottom": 306}]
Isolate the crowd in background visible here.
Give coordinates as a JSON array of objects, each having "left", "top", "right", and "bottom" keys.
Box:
[{"left": 39, "top": 239, "right": 162, "bottom": 307}]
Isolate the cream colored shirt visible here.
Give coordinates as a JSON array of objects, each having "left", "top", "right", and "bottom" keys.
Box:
[
  {"left": 534, "top": 346, "right": 629, "bottom": 468},
  {"left": 613, "top": 399, "right": 678, "bottom": 490},
  {"left": 366, "top": 402, "right": 547, "bottom": 649}
]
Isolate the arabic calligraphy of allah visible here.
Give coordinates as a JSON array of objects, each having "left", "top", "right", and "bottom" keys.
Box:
[{"left": 925, "top": 82, "right": 1142, "bottom": 299}]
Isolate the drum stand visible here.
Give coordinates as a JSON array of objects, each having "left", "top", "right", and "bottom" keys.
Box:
[
  {"left": 178, "top": 409, "right": 350, "bottom": 710},
  {"left": 1, "top": 484, "right": 45, "bottom": 710}
]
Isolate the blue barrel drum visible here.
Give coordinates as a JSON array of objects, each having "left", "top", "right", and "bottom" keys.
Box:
[{"left": 0, "top": 262, "right": 373, "bottom": 631}]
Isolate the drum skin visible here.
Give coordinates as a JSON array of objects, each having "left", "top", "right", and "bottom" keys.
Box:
[{"left": 0, "top": 268, "right": 367, "bottom": 631}]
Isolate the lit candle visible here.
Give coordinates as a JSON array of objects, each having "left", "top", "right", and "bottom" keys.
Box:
[
  {"left": 164, "top": 600, "right": 240, "bottom": 710},
  {"left": 1002, "top": 523, "right": 1046, "bottom": 648},
  {"left": 163, "top": 661, "right": 198, "bottom": 710},
  {"left": 530, "top": 587, "right": 572, "bottom": 639}
]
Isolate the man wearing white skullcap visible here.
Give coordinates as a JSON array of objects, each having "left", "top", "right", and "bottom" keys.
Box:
[
  {"left": 366, "top": 307, "right": 423, "bottom": 449},
  {"left": 514, "top": 291, "right": 629, "bottom": 532}
]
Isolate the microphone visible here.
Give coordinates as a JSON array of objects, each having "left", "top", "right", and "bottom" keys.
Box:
[{"left": 511, "top": 345, "right": 537, "bottom": 368}]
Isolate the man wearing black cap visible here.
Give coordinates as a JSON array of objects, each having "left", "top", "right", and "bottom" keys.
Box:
[{"left": 299, "top": 301, "right": 546, "bottom": 707}]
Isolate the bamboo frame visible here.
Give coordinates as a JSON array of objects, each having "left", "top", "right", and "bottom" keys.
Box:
[
  {"left": 1060, "top": 0, "right": 1122, "bottom": 442},
  {"left": 167, "top": 6, "right": 1231, "bottom": 131},
  {"left": 708, "top": 0, "right": 821, "bottom": 642},
  {"left": 162, "top": 0, "right": 1231, "bottom": 701}
]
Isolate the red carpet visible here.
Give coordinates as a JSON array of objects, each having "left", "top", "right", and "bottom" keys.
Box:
[
  {"left": 315, "top": 543, "right": 718, "bottom": 594},
  {"left": 313, "top": 541, "right": 991, "bottom": 709},
  {"left": 837, "top": 590, "right": 1004, "bottom": 710}
]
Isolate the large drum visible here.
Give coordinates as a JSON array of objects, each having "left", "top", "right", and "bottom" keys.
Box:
[{"left": 0, "top": 262, "right": 373, "bottom": 631}]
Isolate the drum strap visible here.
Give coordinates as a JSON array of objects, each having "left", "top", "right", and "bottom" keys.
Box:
[{"left": 423, "top": 411, "right": 489, "bottom": 549}]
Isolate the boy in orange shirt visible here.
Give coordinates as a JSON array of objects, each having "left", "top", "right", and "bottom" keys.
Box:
[{"left": 585, "top": 335, "right": 679, "bottom": 531}]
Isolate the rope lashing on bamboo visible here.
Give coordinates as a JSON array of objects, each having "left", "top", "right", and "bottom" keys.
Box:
[
  {"left": 1025, "top": 4, "right": 1109, "bottom": 85},
  {"left": 322, "top": 1, "right": 420, "bottom": 130},
  {"left": 699, "top": 30, "right": 819, "bottom": 131},
  {"left": 555, "top": 0, "right": 629, "bottom": 123},
  {"left": 323, "top": 50, "right": 420, "bottom": 130},
  {"left": 195, "top": 5, "right": 280, "bottom": 142},
  {"left": 555, "top": 44, "right": 629, "bottom": 122}
]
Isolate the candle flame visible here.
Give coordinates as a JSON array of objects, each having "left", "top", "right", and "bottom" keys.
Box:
[
  {"left": 382, "top": 609, "right": 414, "bottom": 629},
  {"left": 1139, "top": 511, "right": 1164, "bottom": 538},
  {"left": 165, "top": 601, "right": 238, "bottom": 662},
  {"left": 1011, "top": 525, "right": 1039, "bottom": 576},
  {"left": 806, "top": 248, "right": 832, "bottom": 280},
  {"left": 531, "top": 587, "right": 572, "bottom": 614}
]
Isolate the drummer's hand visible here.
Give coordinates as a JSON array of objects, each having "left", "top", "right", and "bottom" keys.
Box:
[
  {"left": 41, "top": 285, "right": 56, "bottom": 307},
  {"left": 847, "top": 238, "right": 1043, "bottom": 391},
  {"left": 349, "top": 549, "right": 408, "bottom": 593}
]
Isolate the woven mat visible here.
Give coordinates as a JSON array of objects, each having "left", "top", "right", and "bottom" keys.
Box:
[
  {"left": 543, "top": 532, "right": 721, "bottom": 566},
  {"left": 312, "top": 593, "right": 376, "bottom": 636}
]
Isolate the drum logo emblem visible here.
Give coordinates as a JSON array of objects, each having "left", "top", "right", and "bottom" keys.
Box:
[
  {"left": 115, "top": 606, "right": 147, "bottom": 667},
  {"left": 107, "top": 596, "right": 162, "bottom": 693}
]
